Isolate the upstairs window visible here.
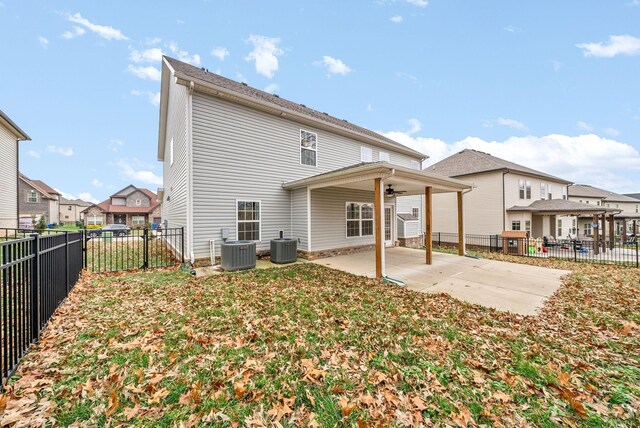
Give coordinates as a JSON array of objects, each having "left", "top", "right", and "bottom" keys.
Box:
[
  {"left": 27, "top": 190, "right": 38, "bottom": 203},
  {"left": 540, "top": 183, "right": 546, "bottom": 199},
  {"left": 135, "top": 199, "right": 142, "bottom": 206},
  {"left": 237, "top": 201, "right": 261, "bottom": 241},
  {"left": 512, "top": 221, "right": 521, "bottom": 230},
  {"left": 346, "top": 202, "right": 374, "bottom": 237},
  {"left": 548, "top": 185, "right": 553, "bottom": 199},
  {"left": 361, "top": 146, "right": 373, "bottom": 162},
  {"left": 379, "top": 151, "right": 389, "bottom": 162},
  {"left": 300, "top": 130, "right": 317, "bottom": 166},
  {"left": 412, "top": 207, "right": 419, "bottom": 218},
  {"left": 519, "top": 180, "right": 531, "bottom": 199},
  {"left": 562, "top": 186, "right": 568, "bottom": 200},
  {"left": 67, "top": 206, "right": 72, "bottom": 211},
  {"left": 526, "top": 181, "right": 532, "bottom": 199},
  {"left": 410, "top": 160, "right": 421, "bottom": 170},
  {"left": 636, "top": 205, "right": 638, "bottom": 213},
  {"left": 519, "top": 180, "right": 525, "bottom": 199}
]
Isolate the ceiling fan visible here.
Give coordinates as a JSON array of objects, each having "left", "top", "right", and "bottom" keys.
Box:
[{"left": 385, "top": 184, "right": 406, "bottom": 196}]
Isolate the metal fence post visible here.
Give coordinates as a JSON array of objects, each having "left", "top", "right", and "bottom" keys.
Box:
[
  {"left": 82, "top": 229, "right": 87, "bottom": 269},
  {"left": 142, "top": 227, "right": 149, "bottom": 270},
  {"left": 30, "top": 234, "right": 40, "bottom": 341},
  {"left": 181, "top": 227, "right": 185, "bottom": 263},
  {"left": 574, "top": 241, "right": 577, "bottom": 262},
  {"left": 636, "top": 239, "right": 639, "bottom": 269},
  {"left": 65, "top": 232, "right": 69, "bottom": 295}
]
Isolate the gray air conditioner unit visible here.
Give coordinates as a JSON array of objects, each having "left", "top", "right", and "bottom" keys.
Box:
[
  {"left": 270, "top": 238, "right": 297, "bottom": 264},
  {"left": 220, "top": 241, "right": 256, "bottom": 271}
]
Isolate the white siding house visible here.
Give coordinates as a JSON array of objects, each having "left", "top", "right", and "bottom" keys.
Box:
[
  {"left": 157, "top": 56, "right": 472, "bottom": 272},
  {"left": 0, "top": 110, "right": 30, "bottom": 229}
]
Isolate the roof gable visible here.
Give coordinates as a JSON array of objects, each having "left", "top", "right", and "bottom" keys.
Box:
[
  {"left": 569, "top": 184, "right": 640, "bottom": 203},
  {"left": 0, "top": 109, "right": 30, "bottom": 141},
  {"left": 19, "top": 174, "right": 55, "bottom": 200},
  {"left": 426, "top": 149, "right": 572, "bottom": 184}
]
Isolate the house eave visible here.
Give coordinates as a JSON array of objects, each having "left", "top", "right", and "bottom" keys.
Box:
[
  {"left": 0, "top": 110, "right": 30, "bottom": 141},
  {"left": 157, "top": 58, "right": 174, "bottom": 162}
]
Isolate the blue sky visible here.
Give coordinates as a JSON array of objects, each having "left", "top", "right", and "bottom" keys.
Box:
[{"left": 1, "top": 0, "right": 639, "bottom": 202}]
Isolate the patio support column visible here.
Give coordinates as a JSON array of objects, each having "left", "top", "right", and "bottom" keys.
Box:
[
  {"left": 608, "top": 214, "right": 615, "bottom": 250},
  {"left": 425, "top": 186, "right": 433, "bottom": 265},
  {"left": 593, "top": 214, "right": 599, "bottom": 256},
  {"left": 374, "top": 178, "right": 383, "bottom": 279},
  {"left": 457, "top": 191, "right": 464, "bottom": 256}
]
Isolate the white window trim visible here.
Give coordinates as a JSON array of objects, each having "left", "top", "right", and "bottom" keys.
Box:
[
  {"left": 379, "top": 151, "right": 389, "bottom": 162},
  {"left": 345, "top": 202, "right": 375, "bottom": 238},
  {"left": 236, "top": 199, "right": 262, "bottom": 241},
  {"left": 87, "top": 215, "right": 103, "bottom": 226},
  {"left": 300, "top": 129, "right": 318, "bottom": 167},
  {"left": 27, "top": 190, "right": 38, "bottom": 203},
  {"left": 512, "top": 220, "right": 521, "bottom": 230},
  {"left": 540, "top": 182, "right": 546, "bottom": 199},
  {"left": 412, "top": 207, "right": 419, "bottom": 218},
  {"left": 135, "top": 199, "right": 142, "bottom": 206},
  {"left": 360, "top": 146, "right": 373, "bottom": 163},
  {"left": 132, "top": 215, "right": 145, "bottom": 226},
  {"left": 519, "top": 179, "right": 525, "bottom": 199}
]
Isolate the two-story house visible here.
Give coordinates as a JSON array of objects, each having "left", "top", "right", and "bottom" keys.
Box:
[
  {"left": 157, "top": 56, "right": 472, "bottom": 275},
  {"left": 423, "top": 149, "right": 617, "bottom": 239},
  {"left": 18, "top": 174, "right": 60, "bottom": 227},
  {"left": 0, "top": 109, "right": 31, "bottom": 229},
  {"left": 59, "top": 197, "right": 91, "bottom": 225},
  {"left": 567, "top": 184, "right": 640, "bottom": 238},
  {"left": 81, "top": 185, "right": 161, "bottom": 227}
]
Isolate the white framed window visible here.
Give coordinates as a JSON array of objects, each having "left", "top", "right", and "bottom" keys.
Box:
[
  {"left": 27, "top": 190, "right": 38, "bottom": 203},
  {"left": 562, "top": 186, "right": 568, "bottom": 200},
  {"left": 526, "top": 181, "right": 531, "bottom": 199},
  {"left": 361, "top": 146, "right": 373, "bottom": 162},
  {"left": 67, "top": 206, "right": 72, "bottom": 211},
  {"left": 540, "top": 183, "right": 546, "bottom": 199},
  {"left": 300, "top": 130, "right": 317, "bottom": 166},
  {"left": 87, "top": 215, "right": 103, "bottom": 226},
  {"left": 346, "top": 202, "right": 374, "bottom": 238},
  {"left": 412, "top": 207, "right": 419, "bottom": 218},
  {"left": 557, "top": 219, "right": 562, "bottom": 237},
  {"left": 597, "top": 201, "right": 600, "bottom": 206},
  {"left": 548, "top": 185, "right": 553, "bottom": 199},
  {"left": 519, "top": 180, "right": 525, "bottom": 199},
  {"left": 636, "top": 205, "right": 638, "bottom": 213},
  {"left": 512, "top": 221, "right": 521, "bottom": 230},
  {"left": 379, "top": 151, "right": 389, "bottom": 162},
  {"left": 237, "top": 200, "right": 261, "bottom": 241},
  {"left": 525, "top": 220, "right": 531, "bottom": 232},
  {"left": 584, "top": 223, "right": 592, "bottom": 236},
  {"left": 410, "top": 160, "right": 421, "bottom": 170},
  {"left": 135, "top": 199, "right": 142, "bottom": 206},
  {"left": 169, "top": 138, "right": 174, "bottom": 166},
  {"left": 132, "top": 216, "right": 145, "bottom": 226}
]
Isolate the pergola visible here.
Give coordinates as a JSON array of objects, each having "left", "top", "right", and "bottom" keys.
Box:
[{"left": 283, "top": 162, "right": 473, "bottom": 278}]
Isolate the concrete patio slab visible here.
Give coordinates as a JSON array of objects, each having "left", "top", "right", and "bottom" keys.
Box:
[{"left": 312, "top": 247, "right": 570, "bottom": 315}]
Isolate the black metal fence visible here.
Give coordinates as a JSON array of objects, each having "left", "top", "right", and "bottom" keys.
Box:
[
  {"left": 432, "top": 232, "right": 640, "bottom": 268},
  {"left": 1, "top": 230, "right": 83, "bottom": 387},
  {"left": 83, "top": 227, "right": 184, "bottom": 273}
]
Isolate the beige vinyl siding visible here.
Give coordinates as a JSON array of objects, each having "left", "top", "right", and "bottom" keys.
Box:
[
  {"left": 162, "top": 76, "right": 190, "bottom": 254},
  {"left": 190, "top": 92, "right": 420, "bottom": 258},
  {"left": 310, "top": 188, "right": 376, "bottom": 251},
  {"left": 291, "top": 188, "right": 308, "bottom": 251},
  {"left": 0, "top": 125, "right": 18, "bottom": 228}
]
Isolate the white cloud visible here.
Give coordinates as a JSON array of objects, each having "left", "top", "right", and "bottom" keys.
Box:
[
  {"left": 127, "top": 65, "right": 161, "bottom": 81},
  {"left": 27, "top": 150, "right": 40, "bottom": 158},
  {"left": 131, "top": 90, "right": 161, "bottom": 106},
  {"left": 577, "top": 121, "right": 594, "bottom": 132},
  {"left": 390, "top": 15, "right": 403, "bottom": 23},
  {"left": 407, "top": 118, "right": 422, "bottom": 134},
  {"left": 39, "top": 36, "right": 49, "bottom": 49},
  {"left": 61, "top": 26, "right": 85, "bottom": 40},
  {"left": 245, "top": 35, "right": 283, "bottom": 78},
  {"left": 177, "top": 18, "right": 185, "bottom": 25},
  {"left": 78, "top": 192, "right": 100, "bottom": 204},
  {"left": 496, "top": 117, "right": 528, "bottom": 131},
  {"left": 264, "top": 83, "right": 280, "bottom": 94},
  {"left": 146, "top": 37, "right": 161, "bottom": 45},
  {"left": 503, "top": 25, "right": 519, "bottom": 33},
  {"left": 603, "top": 127, "right": 621, "bottom": 137},
  {"left": 130, "top": 47, "right": 163, "bottom": 63},
  {"left": 117, "top": 160, "right": 163, "bottom": 186},
  {"left": 382, "top": 131, "right": 640, "bottom": 193},
  {"left": 66, "top": 13, "right": 128, "bottom": 41},
  {"left": 315, "top": 55, "right": 352, "bottom": 75},
  {"left": 92, "top": 179, "right": 103, "bottom": 187},
  {"left": 406, "top": 0, "right": 428, "bottom": 7},
  {"left": 211, "top": 47, "right": 229, "bottom": 61},
  {"left": 46, "top": 145, "right": 74, "bottom": 156},
  {"left": 167, "top": 41, "right": 200, "bottom": 65},
  {"left": 551, "top": 60, "right": 563, "bottom": 71},
  {"left": 367, "top": 104, "right": 373, "bottom": 112},
  {"left": 108, "top": 139, "right": 124, "bottom": 152},
  {"left": 577, "top": 34, "right": 640, "bottom": 58},
  {"left": 396, "top": 71, "right": 418, "bottom": 82}
]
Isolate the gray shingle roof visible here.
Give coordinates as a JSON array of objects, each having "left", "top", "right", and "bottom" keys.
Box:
[
  {"left": 425, "top": 149, "right": 571, "bottom": 183},
  {"left": 625, "top": 193, "right": 640, "bottom": 200},
  {"left": 164, "top": 56, "right": 424, "bottom": 159},
  {"left": 397, "top": 213, "right": 419, "bottom": 221},
  {"left": 507, "top": 199, "right": 619, "bottom": 214},
  {"left": 569, "top": 184, "right": 640, "bottom": 203}
]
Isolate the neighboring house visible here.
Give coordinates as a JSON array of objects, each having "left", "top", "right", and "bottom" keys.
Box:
[
  {"left": 567, "top": 185, "right": 640, "bottom": 238},
  {"left": 625, "top": 193, "right": 640, "bottom": 201},
  {"left": 0, "top": 109, "right": 31, "bottom": 229},
  {"left": 59, "top": 197, "right": 91, "bottom": 225},
  {"left": 18, "top": 174, "right": 61, "bottom": 227},
  {"left": 81, "top": 185, "right": 161, "bottom": 227},
  {"left": 157, "top": 56, "right": 471, "bottom": 274}
]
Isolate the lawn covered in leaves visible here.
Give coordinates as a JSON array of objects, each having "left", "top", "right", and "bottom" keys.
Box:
[{"left": 1, "top": 259, "right": 638, "bottom": 427}]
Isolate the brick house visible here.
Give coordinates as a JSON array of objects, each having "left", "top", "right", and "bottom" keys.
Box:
[
  {"left": 81, "top": 185, "right": 161, "bottom": 227},
  {"left": 18, "top": 174, "right": 60, "bottom": 227}
]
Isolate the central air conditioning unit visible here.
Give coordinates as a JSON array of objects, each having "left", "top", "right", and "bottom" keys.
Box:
[{"left": 220, "top": 241, "right": 256, "bottom": 271}]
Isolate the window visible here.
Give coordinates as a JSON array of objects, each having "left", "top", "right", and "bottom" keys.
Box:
[
  {"left": 584, "top": 223, "right": 592, "bottom": 236},
  {"left": 67, "top": 206, "right": 72, "bottom": 211},
  {"left": 132, "top": 216, "right": 145, "bottom": 226},
  {"left": 64, "top": 215, "right": 69, "bottom": 219},
  {"left": 586, "top": 201, "right": 589, "bottom": 204},
  {"left": 526, "top": 181, "right": 531, "bottom": 199},
  {"left": 379, "top": 151, "right": 389, "bottom": 162},
  {"left": 540, "top": 183, "right": 546, "bottom": 199},
  {"left": 87, "top": 215, "right": 103, "bottom": 226},
  {"left": 557, "top": 219, "right": 562, "bottom": 237},
  {"left": 237, "top": 201, "right": 261, "bottom": 241},
  {"left": 169, "top": 138, "right": 174, "bottom": 166},
  {"left": 636, "top": 205, "right": 638, "bottom": 213},
  {"left": 562, "top": 186, "right": 567, "bottom": 200},
  {"left": 135, "top": 199, "right": 142, "bottom": 206},
  {"left": 412, "top": 207, "right": 419, "bottom": 218},
  {"left": 361, "top": 146, "right": 372, "bottom": 162},
  {"left": 300, "top": 130, "right": 317, "bottom": 166},
  {"left": 525, "top": 220, "right": 531, "bottom": 232},
  {"left": 346, "top": 202, "right": 374, "bottom": 237},
  {"left": 410, "top": 160, "right": 421, "bottom": 170},
  {"left": 548, "top": 185, "right": 552, "bottom": 200},
  {"left": 597, "top": 201, "right": 600, "bottom": 206},
  {"left": 512, "top": 221, "right": 521, "bottom": 230},
  {"left": 519, "top": 180, "right": 531, "bottom": 199},
  {"left": 27, "top": 190, "right": 38, "bottom": 203},
  {"left": 519, "top": 180, "right": 525, "bottom": 199}
]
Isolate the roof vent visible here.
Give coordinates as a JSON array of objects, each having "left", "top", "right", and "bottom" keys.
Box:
[
  {"left": 322, "top": 112, "right": 328, "bottom": 115},
  {"left": 241, "top": 82, "right": 248, "bottom": 86},
  {"left": 342, "top": 119, "right": 348, "bottom": 122},
  {"left": 201, "top": 67, "right": 205, "bottom": 71},
  {"left": 273, "top": 94, "right": 280, "bottom": 98},
  {"left": 300, "top": 104, "right": 306, "bottom": 108}
]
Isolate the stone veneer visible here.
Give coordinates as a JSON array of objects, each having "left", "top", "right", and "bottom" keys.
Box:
[{"left": 398, "top": 236, "right": 424, "bottom": 249}]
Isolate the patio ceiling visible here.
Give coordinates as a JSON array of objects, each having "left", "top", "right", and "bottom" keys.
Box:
[{"left": 282, "top": 162, "right": 473, "bottom": 195}]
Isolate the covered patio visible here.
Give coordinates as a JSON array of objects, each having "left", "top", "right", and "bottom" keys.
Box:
[
  {"left": 312, "top": 246, "right": 569, "bottom": 315},
  {"left": 283, "top": 162, "right": 472, "bottom": 278}
]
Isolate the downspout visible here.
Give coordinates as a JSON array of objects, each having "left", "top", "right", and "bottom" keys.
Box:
[
  {"left": 16, "top": 140, "right": 19, "bottom": 227},
  {"left": 502, "top": 170, "right": 508, "bottom": 231},
  {"left": 187, "top": 81, "right": 195, "bottom": 261}
]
